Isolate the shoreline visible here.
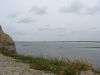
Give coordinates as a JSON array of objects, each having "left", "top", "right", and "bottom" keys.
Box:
[
  {"left": 0, "top": 53, "right": 55, "bottom": 75},
  {"left": 0, "top": 51, "right": 100, "bottom": 75}
]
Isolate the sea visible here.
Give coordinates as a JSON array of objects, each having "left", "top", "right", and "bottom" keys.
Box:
[{"left": 15, "top": 41, "right": 100, "bottom": 68}]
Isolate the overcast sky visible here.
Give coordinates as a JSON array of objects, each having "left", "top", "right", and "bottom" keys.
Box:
[{"left": 0, "top": 0, "right": 100, "bottom": 41}]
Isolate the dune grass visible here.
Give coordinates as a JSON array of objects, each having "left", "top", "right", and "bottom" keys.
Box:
[{"left": 0, "top": 50, "right": 97, "bottom": 75}]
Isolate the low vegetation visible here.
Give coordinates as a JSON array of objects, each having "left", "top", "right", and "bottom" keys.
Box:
[{"left": 0, "top": 50, "right": 99, "bottom": 75}]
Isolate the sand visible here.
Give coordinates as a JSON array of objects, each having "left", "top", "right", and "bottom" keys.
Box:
[{"left": 0, "top": 54, "right": 55, "bottom": 75}]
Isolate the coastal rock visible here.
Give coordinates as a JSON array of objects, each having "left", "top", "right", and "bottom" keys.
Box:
[{"left": 0, "top": 25, "right": 16, "bottom": 52}]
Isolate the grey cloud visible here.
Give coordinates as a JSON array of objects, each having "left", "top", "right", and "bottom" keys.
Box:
[
  {"left": 55, "top": 28, "right": 67, "bottom": 31},
  {"left": 8, "top": 12, "right": 21, "bottom": 18},
  {"left": 38, "top": 28, "right": 49, "bottom": 31},
  {"left": 29, "top": 6, "right": 47, "bottom": 15},
  {"left": 85, "top": 6, "right": 100, "bottom": 15},
  {"left": 38, "top": 27, "right": 67, "bottom": 31},
  {"left": 60, "top": 1, "right": 84, "bottom": 13},
  {"left": 17, "top": 18, "right": 36, "bottom": 23},
  {"left": 60, "top": 1, "right": 100, "bottom": 15},
  {"left": 12, "top": 32, "right": 26, "bottom": 35}
]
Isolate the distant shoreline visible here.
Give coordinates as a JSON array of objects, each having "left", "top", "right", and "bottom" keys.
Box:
[{"left": 15, "top": 41, "right": 100, "bottom": 43}]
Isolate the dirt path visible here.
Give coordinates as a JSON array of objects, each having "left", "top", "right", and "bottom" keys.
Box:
[{"left": 0, "top": 54, "right": 55, "bottom": 75}]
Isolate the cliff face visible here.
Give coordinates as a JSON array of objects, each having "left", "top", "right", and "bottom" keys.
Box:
[
  {"left": 0, "top": 25, "right": 3, "bottom": 32},
  {"left": 0, "top": 25, "right": 16, "bottom": 52}
]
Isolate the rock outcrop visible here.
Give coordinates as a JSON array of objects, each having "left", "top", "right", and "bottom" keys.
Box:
[{"left": 0, "top": 25, "right": 16, "bottom": 53}]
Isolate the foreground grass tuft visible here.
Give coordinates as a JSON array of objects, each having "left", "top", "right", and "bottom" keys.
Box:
[{"left": 0, "top": 50, "right": 98, "bottom": 75}]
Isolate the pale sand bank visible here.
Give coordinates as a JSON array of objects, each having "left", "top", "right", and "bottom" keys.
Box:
[{"left": 0, "top": 54, "right": 55, "bottom": 75}]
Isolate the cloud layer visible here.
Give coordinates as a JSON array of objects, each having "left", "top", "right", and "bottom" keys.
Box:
[
  {"left": 60, "top": 0, "right": 100, "bottom": 15},
  {"left": 60, "top": 1, "right": 84, "bottom": 13},
  {"left": 17, "top": 18, "right": 36, "bottom": 23},
  {"left": 29, "top": 6, "right": 47, "bottom": 15},
  {"left": 1, "top": 0, "right": 100, "bottom": 41},
  {"left": 8, "top": 12, "right": 21, "bottom": 18}
]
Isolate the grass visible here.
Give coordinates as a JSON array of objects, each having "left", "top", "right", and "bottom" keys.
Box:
[{"left": 0, "top": 50, "right": 99, "bottom": 75}]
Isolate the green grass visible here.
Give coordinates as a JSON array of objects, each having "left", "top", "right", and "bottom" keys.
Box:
[{"left": 0, "top": 50, "right": 98, "bottom": 75}]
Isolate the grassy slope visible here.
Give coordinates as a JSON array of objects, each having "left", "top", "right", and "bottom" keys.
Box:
[
  {"left": 0, "top": 51, "right": 99, "bottom": 75},
  {"left": 0, "top": 32, "right": 11, "bottom": 43}
]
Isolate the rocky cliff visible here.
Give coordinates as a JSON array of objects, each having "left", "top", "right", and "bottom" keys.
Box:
[{"left": 0, "top": 25, "right": 16, "bottom": 52}]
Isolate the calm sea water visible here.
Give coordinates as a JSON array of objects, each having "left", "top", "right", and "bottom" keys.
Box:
[{"left": 15, "top": 41, "right": 100, "bottom": 67}]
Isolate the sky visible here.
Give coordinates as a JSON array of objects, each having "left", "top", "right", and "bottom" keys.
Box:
[{"left": 0, "top": 0, "right": 100, "bottom": 41}]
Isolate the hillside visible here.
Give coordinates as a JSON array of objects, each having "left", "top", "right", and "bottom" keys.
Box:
[{"left": 0, "top": 25, "right": 16, "bottom": 52}]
